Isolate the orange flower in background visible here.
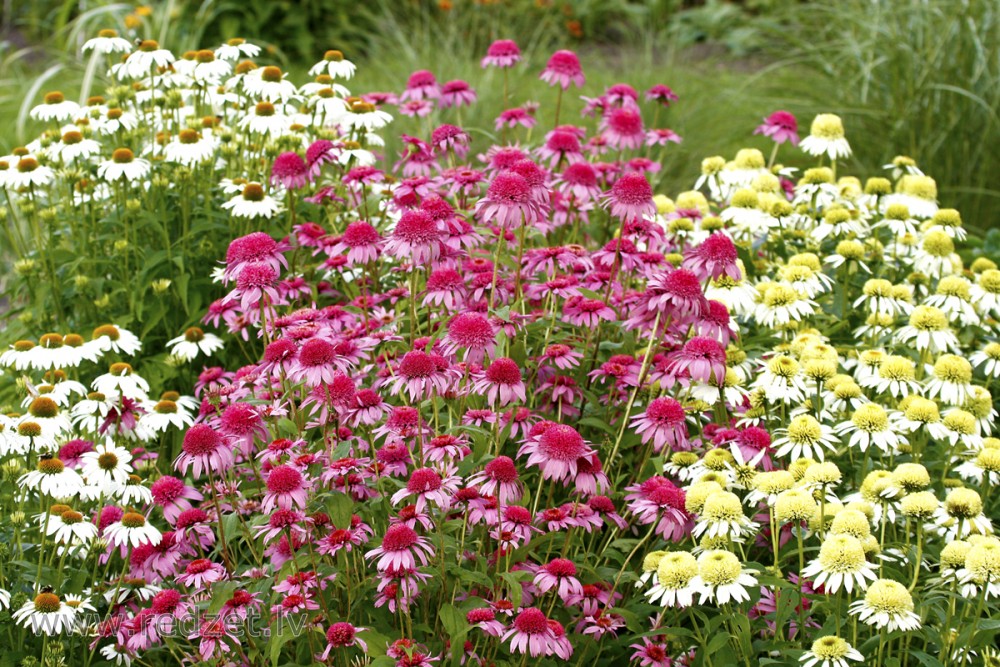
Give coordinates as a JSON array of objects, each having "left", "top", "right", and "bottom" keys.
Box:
[
  {"left": 135, "top": 5, "right": 153, "bottom": 17},
  {"left": 566, "top": 20, "right": 583, "bottom": 39},
  {"left": 124, "top": 14, "right": 142, "bottom": 29},
  {"left": 438, "top": 0, "right": 454, "bottom": 10}
]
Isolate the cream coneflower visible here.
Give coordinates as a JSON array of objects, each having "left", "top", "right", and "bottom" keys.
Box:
[
  {"left": 894, "top": 305, "right": 958, "bottom": 354},
  {"left": 924, "top": 355, "right": 975, "bottom": 405},
  {"left": 848, "top": 579, "right": 921, "bottom": 632},
  {"left": 690, "top": 550, "right": 758, "bottom": 605},
  {"left": 800, "top": 636, "right": 863, "bottom": 667},
  {"left": 836, "top": 404, "right": 902, "bottom": 455},
  {"left": 800, "top": 114, "right": 851, "bottom": 160},
  {"left": 692, "top": 491, "right": 758, "bottom": 540},
  {"left": 773, "top": 414, "right": 839, "bottom": 461},
  {"left": 645, "top": 550, "right": 698, "bottom": 607},
  {"left": 802, "top": 534, "right": 877, "bottom": 593}
]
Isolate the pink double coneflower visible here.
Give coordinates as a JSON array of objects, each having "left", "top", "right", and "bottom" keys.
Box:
[
  {"left": 440, "top": 79, "right": 477, "bottom": 108},
  {"left": 149, "top": 475, "right": 203, "bottom": 524},
  {"left": 667, "top": 336, "right": 728, "bottom": 385},
  {"left": 631, "top": 396, "right": 690, "bottom": 453},
  {"left": 538, "top": 129, "right": 583, "bottom": 167},
  {"left": 270, "top": 151, "right": 309, "bottom": 189},
  {"left": 563, "top": 296, "right": 616, "bottom": 328},
  {"left": 682, "top": 231, "right": 742, "bottom": 281},
  {"left": 467, "top": 455, "right": 523, "bottom": 502},
  {"left": 603, "top": 172, "right": 655, "bottom": 223},
  {"left": 365, "top": 523, "right": 435, "bottom": 572},
  {"left": 539, "top": 50, "right": 585, "bottom": 90},
  {"left": 496, "top": 107, "right": 537, "bottom": 131},
  {"left": 391, "top": 467, "right": 458, "bottom": 512},
  {"left": 646, "top": 84, "right": 679, "bottom": 105},
  {"left": 174, "top": 424, "right": 234, "bottom": 478},
  {"left": 624, "top": 475, "right": 693, "bottom": 541},
  {"left": 290, "top": 338, "right": 349, "bottom": 387},
  {"left": 473, "top": 358, "right": 527, "bottom": 406},
  {"left": 602, "top": 107, "right": 645, "bottom": 150},
  {"left": 401, "top": 69, "right": 440, "bottom": 101},
  {"left": 431, "top": 123, "right": 471, "bottom": 158},
  {"left": 755, "top": 110, "right": 800, "bottom": 146},
  {"left": 261, "top": 464, "right": 310, "bottom": 513},
  {"left": 319, "top": 622, "right": 368, "bottom": 660},
  {"left": 482, "top": 39, "right": 522, "bottom": 68},
  {"left": 534, "top": 558, "right": 583, "bottom": 601},
  {"left": 503, "top": 607, "right": 560, "bottom": 657},
  {"left": 344, "top": 388, "right": 391, "bottom": 427},
  {"left": 646, "top": 128, "right": 683, "bottom": 147},
  {"left": 223, "top": 232, "right": 288, "bottom": 284},
  {"left": 384, "top": 209, "right": 445, "bottom": 265},
  {"left": 519, "top": 423, "right": 594, "bottom": 482},
  {"left": 388, "top": 350, "right": 455, "bottom": 401},
  {"left": 442, "top": 312, "right": 496, "bottom": 362},
  {"left": 475, "top": 171, "right": 541, "bottom": 229},
  {"left": 176, "top": 558, "right": 227, "bottom": 589}
]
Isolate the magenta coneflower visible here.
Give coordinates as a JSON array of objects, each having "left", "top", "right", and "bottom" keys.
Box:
[
  {"left": 219, "top": 402, "right": 266, "bottom": 456},
  {"left": 482, "top": 39, "right": 522, "bottom": 68},
  {"left": 475, "top": 171, "right": 540, "bottom": 228},
  {"left": 754, "top": 110, "right": 800, "bottom": 146},
  {"left": 229, "top": 261, "right": 282, "bottom": 310},
  {"left": 401, "top": 69, "right": 439, "bottom": 101},
  {"left": 473, "top": 358, "right": 527, "bottom": 406},
  {"left": 316, "top": 526, "right": 363, "bottom": 557},
  {"left": 291, "top": 338, "right": 348, "bottom": 387},
  {"left": 587, "top": 494, "right": 626, "bottom": 529},
  {"left": 430, "top": 123, "right": 470, "bottom": 158},
  {"left": 631, "top": 397, "right": 689, "bottom": 453},
  {"left": 503, "top": 607, "right": 558, "bottom": 657},
  {"left": 423, "top": 268, "right": 466, "bottom": 309},
  {"left": 365, "top": 523, "right": 435, "bottom": 572},
  {"left": 541, "top": 344, "right": 583, "bottom": 370},
  {"left": 668, "top": 336, "right": 727, "bottom": 385},
  {"left": 737, "top": 426, "right": 775, "bottom": 471},
  {"left": 57, "top": 438, "right": 93, "bottom": 468},
  {"left": 555, "top": 162, "right": 601, "bottom": 203},
  {"left": 644, "top": 268, "right": 710, "bottom": 319},
  {"left": 467, "top": 608, "right": 505, "bottom": 636},
  {"left": 389, "top": 351, "right": 455, "bottom": 401},
  {"left": 442, "top": 312, "right": 496, "bottom": 362},
  {"left": 534, "top": 558, "right": 583, "bottom": 600},
  {"left": 383, "top": 209, "right": 444, "bottom": 264},
  {"left": 696, "top": 299, "right": 738, "bottom": 347},
  {"left": 468, "top": 455, "right": 523, "bottom": 501},
  {"left": 563, "top": 296, "right": 616, "bottom": 328},
  {"left": 630, "top": 638, "right": 673, "bottom": 667},
  {"left": 305, "top": 139, "right": 336, "bottom": 177},
  {"left": 319, "top": 622, "right": 368, "bottom": 660},
  {"left": 496, "top": 107, "right": 537, "bottom": 131},
  {"left": 400, "top": 99, "right": 433, "bottom": 117},
  {"left": 520, "top": 423, "right": 594, "bottom": 482},
  {"left": 602, "top": 107, "right": 645, "bottom": 150},
  {"left": 624, "top": 476, "right": 692, "bottom": 541},
  {"left": 391, "top": 467, "right": 456, "bottom": 511},
  {"left": 270, "top": 151, "right": 309, "bottom": 189},
  {"left": 174, "top": 424, "right": 234, "bottom": 478},
  {"left": 150, "top": 475, "right": 203, "bottom": 524},
  {"left": 345, "top": 388, "right": 391, "bottom": 427},
  {"left": 645, "top": 84, "right": 678, "bottom": 105},
  {"left": 440, "top": 80, "right": 477, "bottom": 108},
  {"left": 539, "top": 50, "right": 585, "bottom": 90},
  {"left": 261, "top": 464, "right": 310, "bottom": 513},
  {"left": 538, "top": 129, "right": 583, "bottom": 167},
  {"left": 223, "top": 231, "right": 288, "bottom": 284},
  {"left": 682, "top": 231, "right": 741, "bottom": 281},
  {"left": 646, "top": 128, "right": 683, "bottom": 147},
  {"left": 176, "top": 558, "right": 227, "bottom": 589},
  {"left": 603, "top": 172, "right": 655, "bottom": 222}
]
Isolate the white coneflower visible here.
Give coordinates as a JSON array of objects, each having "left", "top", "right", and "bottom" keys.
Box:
[
  {"left": 705, "top": 275, "right": 757, "bottom": 318},
  {"left": 754, "top": 284, "right": 817, "bottom": 329},
  {"left": 924, "top": 355, "right": 975, "bottom": 405},
  {"left": 346, "top": 101, "right": 393, "bottom": 132},
  {"left": 103, "top": 510, "right": 162, "bottom": 547},
  {"left": 222, "top": 182, "right": 282, "bottom": 219},
  {"left": 310, "top": 88, "right": 351, "bottom": 124},
  {"left": 779, "top": 264, "right": 832, "bottom": 299},
  {"left": 956, "top": 447, "right": 1000, "bottom": 486},
  {"left": 82, "top": 29, "right": 133, "bottom": 55},
  {"left": 12, "top": 592, "right": 76, "bottom": 635},
  {"left": 894, "top": 305, "right": 959, "bottom": 354},
  {"left": 836, "top": 404, "right": 902, "bottom": 455},
  {"left": 924, "top": 276, "right": 978, "bottom": 326},
  {"left": 884, "top": 174, "right": 938, "bottom": 219},
  {"left": 214, "top": 37, "right": 261, "bottom": 61},
  {"left": 19, "top": 456, "right": 84, "bottom": 498},
  {"left": 825, "top": 240, "right": 870, "bottom": 274},
  {"left": 163, "top": 129, "right": 217, "bottom": 165},
  {"left": 238, "top": 101, "right": 292, "bottom": 136},
  {"left": 98, "top": 148, "right": 151, "bottom": 183},
  {"left": 166, "top": 326, "right": 224, "bottom": 362},
  {"left": 965, "top": 387, "right": 997, "bottom": 435},
  {"left": 92, "top": 363, "right": 150, "bottom": 400},
  {"left": 47, "top": 508, "right": 99, "bottom": 544},
  {"left": 80, "top": 441, "right": 133, "bottom": 493},
  {"left": 802, "top": 534, "right": 877, "bottom": 593},
  {"left": 70, "top": 392, "right": 116, "bottom": 433},
  {"left": 812, "top": 208, "right": 867, "bottom": 243},
  {"left": 646, "top": 551, "right": 699, "bottom": 608},
  {"left": 139, "top": 398, "right": 194, "bottom": 434},
  {"left": 30, "top": 91, "right": 80, "bottom": 123},
  {"left": 773, "top": 414, "right": 839, "bottom": 461},
  {"left": 243, "top": 65, "right": 298, "bottom": 101},
  {"left": 690, "top": 367, "right": 749, "bottom": 406},
  {"left": 309, "top": 49, "right": 357, "bottom": 79},
  {"left": 896, "top": 397, "right": 949, "bottom": 440},
  {"left": 800, "top": 114, "right": 851, "bottom": 160},
  {"left": 849, "top": 579, "right": 921, "bottom": 632},
  {"left": 752, "top": 355, "right": 808, "bottom": 404},
  {"left": 8, "top": 155, "right": 55, "bottom": 188},
  {"left": 913, "top": 229, "right": 958, "bottom": 278},
  {"left": 120, "top": 40, "right": 175, "bottom": 79},
  {"left": 191, "top": 50, "right": 232, "bottom": 84},
  {"left": 939, "top": 409, "right": 982, "bottom": 448},
  {"left": 54, "top": 128, "right": 102, "bottom": 163},
  {"left": 824, "top": 376, "right": 868, "bottom": 413},
  {"left": 800, "top": 636, "right": 864, "bottom": 667},
  {"left": 690, "top": 550, "right": 758, "bottom": 605},
  {"left": 96, "top": 108, "right": 139, "bottom": 135},
  {"left": 935, "top": 488, "right": 992, "bottom": 539}
]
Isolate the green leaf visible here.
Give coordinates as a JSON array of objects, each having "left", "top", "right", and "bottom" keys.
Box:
[
  {"left": 277, "top": 417, "right": 299, "bottom": 436},
  {"left": 325, "top": 492, "right": 354, "bottom": 528}
]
